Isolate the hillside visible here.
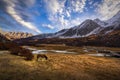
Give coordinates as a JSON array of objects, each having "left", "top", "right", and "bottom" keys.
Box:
[{"left": 4, "top": 32, "right": 33, "bottom": 40}]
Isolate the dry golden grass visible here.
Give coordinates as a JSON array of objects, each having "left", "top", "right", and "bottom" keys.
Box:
[{"left": 0, "top": 51, "right": 120, "bottom": 80}]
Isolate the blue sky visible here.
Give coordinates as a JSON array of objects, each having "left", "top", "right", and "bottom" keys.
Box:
[{"left": 0, "top": 0, "right": 120, "bottom": 34}]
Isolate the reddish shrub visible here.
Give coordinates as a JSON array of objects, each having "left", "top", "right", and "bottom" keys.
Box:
[
  {"left": 0, "top": 42, "right": 33, "bottom": 60},
  {"left": 19, "top": 48, "right": 33, "bottom": 60}
]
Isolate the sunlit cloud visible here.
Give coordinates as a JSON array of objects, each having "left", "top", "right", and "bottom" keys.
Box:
[
  {"left": 2, "top": 0, "right": 41, "bottom": 33},
  {"left": 97, "top": 0, "right": 120, "bottom": 20},
  {"left": 42, "top": 24, "right": 54, "bottom": 29}
]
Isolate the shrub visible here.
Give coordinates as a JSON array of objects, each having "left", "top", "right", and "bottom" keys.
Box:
[
  {"left": 19, "top": 48, "right": 33, "bottom": 60},
  {"left": 0, "top": 42, "right": 33, "bottom": 60},
  {"left": 10, "top": 48, "right": 20, "bottom": 55}
]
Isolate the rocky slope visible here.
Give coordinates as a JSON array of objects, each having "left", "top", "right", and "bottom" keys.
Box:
[{"left": 53, "top": 19, "right": 102, "bottom": 38}]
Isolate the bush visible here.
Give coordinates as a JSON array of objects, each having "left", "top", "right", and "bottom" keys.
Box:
[
  {"left": 19, "top": 48, "right": 33, "bottom": 60},
  {"left": 9, "top": 46, "right": 33, "bottom": 60},
  {"left": 10, "top": 48, "right": 20, "bottom": 55},
  {"left": 0, "top": 42, "right": 33, "bottom": 60}
]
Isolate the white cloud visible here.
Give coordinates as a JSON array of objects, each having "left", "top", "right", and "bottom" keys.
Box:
[
  {"left": 44, "top": 0, "right": 63, "bottom": 15},
  {"left": 42, "top": 24, "right": 54, "bottom": 29},
  {"left": 4, "top": 0, "right": 41, "bottom": 33},
  {"left": 97, "top": 0, "right": 120, "bottom": 20},
  {"left": 44, "top": 0, "right": 87, "bottom": 30},
  {"left": 70, "top": 0, "right": 86, "bottom": 12}
]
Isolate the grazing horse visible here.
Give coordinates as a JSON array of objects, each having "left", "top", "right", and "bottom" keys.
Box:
[
  {"left": 37, "top": 54, "right": 48, "bottom": 60},
  {"left": 34, "top": 54, "right": 48, "bottom": 61}
]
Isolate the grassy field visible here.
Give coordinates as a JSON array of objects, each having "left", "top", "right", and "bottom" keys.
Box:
[{"left": 0, "top": 45, "right": 120, "bottom": 80}]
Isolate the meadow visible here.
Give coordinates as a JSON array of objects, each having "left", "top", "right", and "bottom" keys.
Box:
[{"left": 0, "top": 44, "right": 120, "bottom": 80}]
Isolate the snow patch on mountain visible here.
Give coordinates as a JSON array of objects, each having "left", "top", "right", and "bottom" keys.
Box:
[{"left": 85, "top": 27, "right": 102, "bottom": 37}]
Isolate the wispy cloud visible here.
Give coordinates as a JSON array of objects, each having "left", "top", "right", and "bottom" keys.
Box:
[
  {"left": 97, "top": 0, "right": 120, "bottom": 20},
  {"left": 42, "top": 24, "right": 54, "bottom": 29},
  {"left": 1, "top": 0, "right": 41, "bottom": 33}
]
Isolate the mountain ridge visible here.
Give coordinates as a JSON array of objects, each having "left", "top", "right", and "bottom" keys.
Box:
[
  {"left": 30, "top": 10, "right": 120, "bottom": 39},
  {"left": 0, "top": 31, "right": 33, "bottom": 40},
  {"left": 5, "top": 10, "right": 120, "bottom": 40}
]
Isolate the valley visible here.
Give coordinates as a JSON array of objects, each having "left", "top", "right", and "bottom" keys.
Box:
[
  {"left": 0, "top": 44, "right": 120, "bottom": 80},
  {"left": 0, "top": 30, "right": 120, "bottom": 80},
  {"left": 0, "top": 7, "right": 120, "bottom": 80}
]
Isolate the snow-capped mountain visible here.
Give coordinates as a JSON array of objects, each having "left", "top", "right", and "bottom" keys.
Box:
[
  {"left": 27, "top": 10, "right": 120, "bottom": 39},
  {"left": 54, "top": 11, "right": 120, "bottom": 38}
]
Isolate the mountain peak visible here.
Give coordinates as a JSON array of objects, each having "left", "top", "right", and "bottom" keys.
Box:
[
  {"left": 94, "top": 18, "right": 101, "bottom": 22},
  {"left": 80, "top": 19, "right": 96, "bottom": 25},
  {"left": 73, "top": 19, "right": 96, "bottom": 30},
  {"left": 84, "top": 19, "right": 93, "bottom": 22}
]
